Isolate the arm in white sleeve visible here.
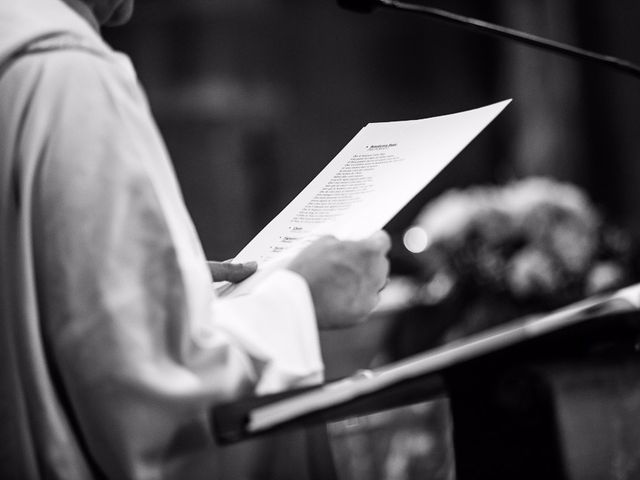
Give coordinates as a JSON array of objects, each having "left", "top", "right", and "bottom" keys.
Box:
[
  {"left": 215, "top": 270, "right": 323, "bottom": 394},
  {"left": 16, "top": 46, "right": 323, "bottom": 479}
]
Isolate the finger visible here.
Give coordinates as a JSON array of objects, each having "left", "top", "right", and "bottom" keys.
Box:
[
  {"left": 208, "top": 260, "right": 258, "bottom": 283},
  {"left": 361, "top": 291, "right": 382, "bottom": 319},
  {"left": 377, "top": 259, "right": 390, "bottom": 291},
  {"left": 364, "top": 230, "right": 392, "bottom": 254},
  {"left": 378, "top": 276, "right": 390, "bottom": 293},
  {"left": 369, "top": 255, "right": 390, "bottom": 292}
]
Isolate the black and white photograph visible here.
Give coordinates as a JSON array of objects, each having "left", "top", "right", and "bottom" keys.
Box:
[{"left": 2, "top": 1, "right": 640, "bottom": 479}]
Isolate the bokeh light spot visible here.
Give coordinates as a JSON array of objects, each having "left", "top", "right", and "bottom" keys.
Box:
[{"left": 403, "top": 226, "right": 429, "bottom": 253}]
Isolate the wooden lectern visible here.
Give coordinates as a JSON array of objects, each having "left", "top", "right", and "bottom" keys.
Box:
[
  {"left": 445, "top": 315, "right": 640, "bottom": 480},
  {"left": 212, "top": 288, "right": 640, "bottom": 480}
]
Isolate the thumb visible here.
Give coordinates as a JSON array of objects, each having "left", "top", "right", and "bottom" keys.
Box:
[
  {"left": 208, "top": 260, "right": 258, "bottom": 283},
  {"left": 364, "top": 230, "right": 392, "bottom": 253}
]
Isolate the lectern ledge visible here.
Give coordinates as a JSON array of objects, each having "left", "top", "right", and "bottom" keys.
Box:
[{"left": 212, "top": 284, "right": 640, "bottom": 480}]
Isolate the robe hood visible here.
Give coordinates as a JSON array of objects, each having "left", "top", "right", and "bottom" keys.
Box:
[{"left": 0, "top": 0, "right": 100, "bottom": 67}]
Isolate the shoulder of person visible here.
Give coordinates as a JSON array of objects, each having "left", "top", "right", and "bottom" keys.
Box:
[
  {"left": 5, "top": 33, "right": 137, "bottom": 89},
  {"left": 22, "top": 33, "right": 108, "bottom": 58}
]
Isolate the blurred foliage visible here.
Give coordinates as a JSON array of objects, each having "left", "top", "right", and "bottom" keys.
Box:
[{"left": 406, "top": 177, "right": 640, "bottom": 338}]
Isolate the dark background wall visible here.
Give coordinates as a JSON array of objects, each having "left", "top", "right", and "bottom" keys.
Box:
[
  {"left": 104, "top": 0, "right": 640, "bottom": 261},
  {"left": 101, "top": 2, "right": 640, "bottom": 478}
]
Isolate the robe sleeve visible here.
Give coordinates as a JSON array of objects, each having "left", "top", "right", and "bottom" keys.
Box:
[{"left": 10, "top": 47, "right": 323, "bottom": 479}]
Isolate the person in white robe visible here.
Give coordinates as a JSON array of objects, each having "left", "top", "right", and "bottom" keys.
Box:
[{"left": 0, "top": 0, "right": 391, "bottom": 478}]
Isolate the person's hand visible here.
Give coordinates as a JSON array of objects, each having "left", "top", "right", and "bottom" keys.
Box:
[
  {"left": 287, "top": 231, "right": 391, "bottom": 329},
  {"left": 208, "top": 260, "right": 258, "bottom": 283}
]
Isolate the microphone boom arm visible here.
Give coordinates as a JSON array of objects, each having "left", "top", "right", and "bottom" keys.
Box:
[{"left": 347, "top": 0, "right": 640, "bottom": 79}]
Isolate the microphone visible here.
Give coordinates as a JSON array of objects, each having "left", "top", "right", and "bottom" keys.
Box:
[{"left": 338, "top": 0, "right": 640, "bottom": 79}]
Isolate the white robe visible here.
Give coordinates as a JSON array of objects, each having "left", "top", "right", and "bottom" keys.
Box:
[{"left": 0, "top": 1, "right": 323, "bottom": 479}]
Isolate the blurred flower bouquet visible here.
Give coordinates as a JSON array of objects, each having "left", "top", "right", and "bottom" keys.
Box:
[
  {"left": 406, "top": 177, "right": 638, "bottom": 339},
  {"left": 354, "top": 177, "right": 640, "bottom": 480}
]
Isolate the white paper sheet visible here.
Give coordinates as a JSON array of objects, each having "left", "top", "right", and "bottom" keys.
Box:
[{"left": 218, "top": 99, "right": 511, "bottom": 296}]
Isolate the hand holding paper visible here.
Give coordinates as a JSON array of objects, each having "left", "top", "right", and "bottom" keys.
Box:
[
  {"left": 217, "top": 100, "right": 512, "bottom": 298},
  {"left": 288, "top": 231, "right": 391, "bottom": 329}
]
